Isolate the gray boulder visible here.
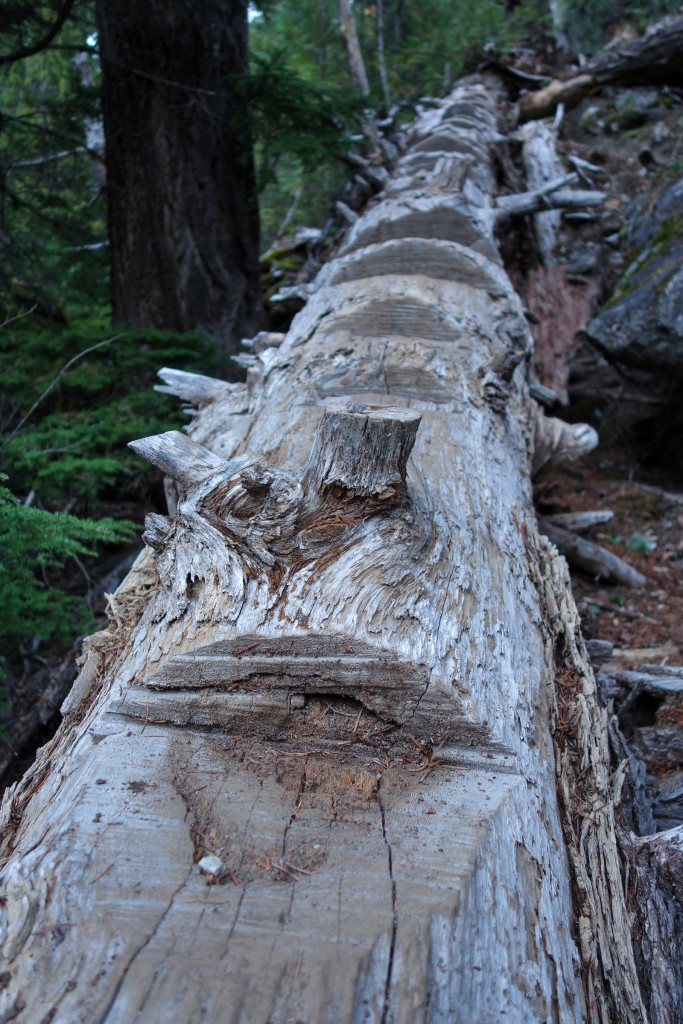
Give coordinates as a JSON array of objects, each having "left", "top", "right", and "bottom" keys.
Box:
[
  {"left": 613, "top": 86, "right": 661, "bottom": 128},
  {"left": 585, "top": 174, "right": 683, "bottom": 374}
]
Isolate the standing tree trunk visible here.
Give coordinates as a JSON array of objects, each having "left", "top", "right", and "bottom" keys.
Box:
[
  {"left": 376, "top": 0, "right": 392, "bottom": 108},
  {"left": 339, "top": 0, "right": 370, "bottom": 96},
  {"left": 96, "top": 0, "right": 262, "bottom": 350},
  {"left": 0, "top": 77, "right": 651, "bottom": 1023}
]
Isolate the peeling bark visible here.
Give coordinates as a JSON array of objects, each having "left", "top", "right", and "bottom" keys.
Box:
[{"left": 0, "top": 77, "right": 651, "bottom": 1023}]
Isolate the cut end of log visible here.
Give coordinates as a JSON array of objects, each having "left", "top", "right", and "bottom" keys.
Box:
[
  {"left": 302, "top": 403, "right": 421, "bottom": 504},
  {"left": 128, "top": 430, "right": 226, "bottom": 490}
]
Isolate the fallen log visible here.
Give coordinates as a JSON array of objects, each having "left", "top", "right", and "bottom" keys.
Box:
[
  {"left": 0, "top": 77, "right": 653, "bottom": 1024},
  {"left": 545, "top": 509, "right": 614, "bottom": 532},
  {"left": 539, "top": 517, "right": 646, "bottom": 586},
  {"left": 495, "top": 173, "right": 605, "bottom": 220},
  {"left": 519, "top": 14, "right": 683, "bottom": 123}
]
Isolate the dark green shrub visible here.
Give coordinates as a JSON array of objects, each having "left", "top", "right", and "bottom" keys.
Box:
[
  {"left": 0, "top": 474, "right": 136, "bottom": 670},
  {"left": 0, "top": 314, "right": 219, "bottom": 507}
]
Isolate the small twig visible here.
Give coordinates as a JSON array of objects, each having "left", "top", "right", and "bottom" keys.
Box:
[
  {"left": 326, "top": 703, "right": 358, "bottom": 719},
  {"left": 273, "top": 185, "right": 303, "bottom": 246},
  {"left": 0, "top": 304, "right": 37, "bottom": 328},
  {"left": 8, "top": 147, "right": 87, "bottom": 170},
  {"left": 290, "top": 749, "right": 345, "bottom": 756},
  {"left": 90, "top": 862, "right": 114, "bottom": 884},
  {"left": 217, "top": 869, "right": 240, "bottom": 885},
  {"left": 0, "top": 333, "right": 127, "bottom": 452},
  {"left": 33, "top": 922, "right": 74, "bottom": 935},
  {"left": 404, "top": 759, "right": 443, "bottom": 774},
  {"left": 285, "top": 862, "right": 311, "bottom": 875},
  {"left": 232, "top": 642, "right": 260, "bottom": 657}
]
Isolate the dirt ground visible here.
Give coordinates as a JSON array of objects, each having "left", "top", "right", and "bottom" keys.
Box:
[{"left": 536, "top": 458, "right": 683, "bottom": 664}]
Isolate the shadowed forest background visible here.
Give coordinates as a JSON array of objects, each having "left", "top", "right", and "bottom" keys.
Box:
[{"left": 1, "top": 0, "right": 682, "bottom": 780}]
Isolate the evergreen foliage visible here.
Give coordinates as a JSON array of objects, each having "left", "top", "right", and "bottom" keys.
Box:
[
  {"left": 0, "top": 312, "right": 218, "bottom": 671},
  {"left": 556, "top": 0, "right": 681, "bottom": 52},
  {"left": 0, "top": 314, "right": 218, "bottom": 505},
  {"left": 249, "top": 0, "right": 550, "bottom": 241},
  {"left": 0, "top": 5, "right": 103, "bottom": 310},
  {"left": 0, "top": 472, "right": 134, "bottom": 672}
]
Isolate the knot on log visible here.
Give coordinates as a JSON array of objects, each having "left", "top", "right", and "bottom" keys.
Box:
[
  {"left": 479, "top": 347, "right": 525, "bottom": 412},
  {"left": 142, "top": 512, "right": 173, "bottom": 552},
  {"left": 200, "top": 458, "right": 304, "bottom": 567},
  {"left": 130, "top": 409, "right": 422, "bottom": 604},
  {"left": 302, "top": 403, "right": 421, "bottom": 506}
]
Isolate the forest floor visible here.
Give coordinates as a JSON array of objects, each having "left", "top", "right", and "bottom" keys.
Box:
[
  {"left": 537, "top": 458, "right": 683, "bottom": 666},
  {"left": 530, "top": 84, "right": 683, "bottom": 670}
]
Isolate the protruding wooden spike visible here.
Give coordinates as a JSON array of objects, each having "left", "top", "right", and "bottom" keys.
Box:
[
  {"left": 303, "top": 402, "right": 421, "bottom": 504},
  {"left": 240, "top": 331, "right": 286, "bottom": 353},
  {"left": 128, "top": 430, "right": 225, "bottom": 489},
  {"left": 528, "top": 380, "right": 558, "bottom": 408},
  {"left": 154, "top": 367, "right": 234, "bottom": 403}
]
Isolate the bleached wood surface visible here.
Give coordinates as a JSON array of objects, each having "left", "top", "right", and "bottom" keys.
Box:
[{"left": 0, "top": 78, "right": 645, "bottom": 1024}]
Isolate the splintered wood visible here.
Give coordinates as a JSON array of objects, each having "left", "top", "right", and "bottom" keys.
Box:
[{"left": 0, "top": 78, "right": 645, "bottom": 1023}]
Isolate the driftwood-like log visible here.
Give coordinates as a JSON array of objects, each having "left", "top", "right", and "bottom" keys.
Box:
[
  {"left": 548, "top": 507, "right": 618, "bottom": 532},
  {"left": 519, "top": 15, "right": 683, "bottom": 123},
  {"left": 0, "top": 78, "right": 650, "bottom": 1024},
  {"left": 495, "top": 174, "right": 605, "bottom": 221},
  {"left": 539, "top": 518, "right": 646, "bottom": 587},
  {"left": 545, "top": 509, "right": 614, "bottom": 532}
]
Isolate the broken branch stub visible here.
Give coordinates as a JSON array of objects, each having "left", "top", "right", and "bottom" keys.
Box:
[
  {"left": 302, "top": 402, "right": 421, "bottom": 505},
  {"left": 128, "top": 429, "right": 226, "bottom": 490}
]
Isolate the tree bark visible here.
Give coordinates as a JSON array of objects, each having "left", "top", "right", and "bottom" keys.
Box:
[
  {"left": 376, "top": 0, "right": 392, "bottom": 108},
  {"left": 0, "top": 76, "right": 654, "bottom": 1023},
  {"left": 339, "top": 0, "right": 370, "bottom": 97},
  {"left": 96, "top": 0, "right": 262, "bottom": 350}
]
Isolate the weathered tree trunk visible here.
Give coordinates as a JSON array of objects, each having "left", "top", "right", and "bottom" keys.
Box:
[
  {"left": 339, "top": 0, "right": 370, "bottom": 97},
  {"left": 0, "top": 77, "right": 650, "bottom": 1023},
  {"left": 96, "top": 0, "right": 262, "bottom": 350},
  {"left": 376, "top": 0, "right": 392, "bottom": 108}
]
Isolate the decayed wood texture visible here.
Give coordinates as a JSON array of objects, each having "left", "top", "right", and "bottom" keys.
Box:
[{"left": 0, "top": 79, "right": 645, "bottom": 1023}]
